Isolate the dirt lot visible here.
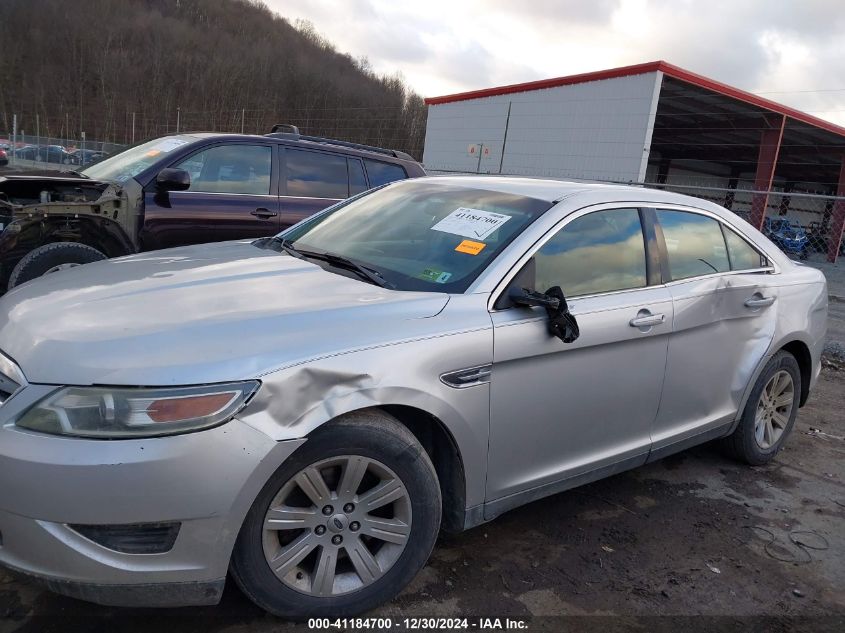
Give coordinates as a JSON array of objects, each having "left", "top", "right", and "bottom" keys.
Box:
[{"left": 1, "top": 364, "right": 842, "bottom": 632}]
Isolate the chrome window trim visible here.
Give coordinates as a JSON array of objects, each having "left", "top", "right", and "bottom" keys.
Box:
[
  {"left": 168, "top": 191, "right": 278, "bottom": 198},
  {"left": 487, "top": 201, "right": 781, "bottom": 313},
  {"left": 662, "top": 267, "right": 775, "bottom": 288}
]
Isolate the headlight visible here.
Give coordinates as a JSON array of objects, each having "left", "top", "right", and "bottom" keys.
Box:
[{"left": 15, "top": 382, "right": 259, "bottom": 438}]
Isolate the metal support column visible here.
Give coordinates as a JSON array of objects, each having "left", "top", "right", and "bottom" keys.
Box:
[
  {"left": 826, "top": 157, "right": 845, "bottom": 263},
  {"left": 749, "top": 115, "right": 785, "bottom": 230}
]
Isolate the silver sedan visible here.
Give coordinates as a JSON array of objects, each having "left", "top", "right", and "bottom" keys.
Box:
[{"left": 0, "top": 177, "right": 827, "bottom": 617}]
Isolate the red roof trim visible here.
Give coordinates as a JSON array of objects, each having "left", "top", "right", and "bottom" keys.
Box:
[
  {"left": 424, "top": 61, "right": 663, "bottom": 105},
  {"left": 424, "top": 60, "right": 845, "bottom": 139}
]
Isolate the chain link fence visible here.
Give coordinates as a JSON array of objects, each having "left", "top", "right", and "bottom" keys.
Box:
[
  {"left": 0, "top": 132, "right": 126, "bottom": 170},
  {"left": 0, "top": 105, "right": 425, "bottom": 166},
  {"left": 648, "top": 182, "right": 844, "bottom": 263},
  {"left": 3, "top": 111, "right": 842, "bottom": 263},
  {"left": 428, "top": 168, "right": 844, "bottom": 264}
]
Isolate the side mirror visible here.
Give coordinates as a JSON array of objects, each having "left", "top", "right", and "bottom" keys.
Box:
[
  {"left": 156, "top": 168, "right": 191, "bottom": 192},
  {"left": 509, "top": 285, "right": 580, "bottom": 343}
]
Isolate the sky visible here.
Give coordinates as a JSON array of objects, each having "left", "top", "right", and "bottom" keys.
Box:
[{"left": 264, "top": 0, "right": 845, "bottom": 126}]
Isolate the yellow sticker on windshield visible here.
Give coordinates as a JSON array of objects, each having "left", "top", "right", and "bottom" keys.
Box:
[{"left": 455, "top": 239, "right": 486, "bottom": 255}]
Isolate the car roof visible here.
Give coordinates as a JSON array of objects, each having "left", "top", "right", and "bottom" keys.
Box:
[{"left": 180, "top": 132, "right": 415, "bottom": 164}]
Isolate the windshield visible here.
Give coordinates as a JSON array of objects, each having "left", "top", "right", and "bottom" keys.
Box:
[
  {"left": 279, "top": 180, "right": 553, "bottom": 292},
  {"left": 81, "top": 135, "right": 196, "bottom": 182}
]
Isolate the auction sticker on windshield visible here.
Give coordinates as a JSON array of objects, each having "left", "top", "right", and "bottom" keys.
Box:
[
  {"left": 431, "top": 208, "right": 511, "bottom": 240},
  {"left": 151, "top": 138, "right": 190, "bottom": 153}
]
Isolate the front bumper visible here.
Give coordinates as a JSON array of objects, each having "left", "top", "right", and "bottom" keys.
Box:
[{"left": 0, "top": 384, "right": 305, "bottom": 607}]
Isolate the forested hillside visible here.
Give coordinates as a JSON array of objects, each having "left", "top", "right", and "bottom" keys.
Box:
[{"left": 0, "top": 0, "right": 426, "bottom": 156}]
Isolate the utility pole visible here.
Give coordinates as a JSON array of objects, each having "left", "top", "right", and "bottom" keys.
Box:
[
  {"left": 241, "top": 108, "right": 245, "bottom": 134},
  {"left": 131, "top": 112, "right": 136, "bottom": 144},
  {"left": 176, "top": 107, "right": 181, "bottom": 134}
]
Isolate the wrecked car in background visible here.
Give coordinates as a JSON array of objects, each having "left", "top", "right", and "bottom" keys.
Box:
[{"left": 0, "top": 126, "right": 424, "bottom": 290}]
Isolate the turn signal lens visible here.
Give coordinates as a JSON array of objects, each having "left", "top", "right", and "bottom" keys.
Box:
[{"left": 145, "top": 392, "right": 239, "bottom": 423}]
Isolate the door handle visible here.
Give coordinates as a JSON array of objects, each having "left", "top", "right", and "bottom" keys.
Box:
[
  {"left": 629, "top": 313, "right": 666, "bottom": 328},
  {"left": 744, "top": 296, "right": 775, "bottom": 309},
  {"left": 251, "top": 208, "right": 278, "bottom": 219}
]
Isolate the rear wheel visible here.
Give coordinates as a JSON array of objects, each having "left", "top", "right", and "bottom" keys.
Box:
[
  {"left": 231, "top": 410, "right": 441, "bottom": 619},
  {"left": 7, "top": 242, "right": 107, "bottom": 290},
  {"left": 723, "top": 351, "right": 801, "bottom": 465}
]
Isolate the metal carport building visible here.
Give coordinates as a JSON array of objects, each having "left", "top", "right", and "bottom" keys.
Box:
[{"left": 422, "top": 61, "right": 845, "bottom": 262}]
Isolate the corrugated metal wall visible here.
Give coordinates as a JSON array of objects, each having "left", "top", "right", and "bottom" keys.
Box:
[{"left": 422, "top": 72, "right": 661, "bottom": 183}]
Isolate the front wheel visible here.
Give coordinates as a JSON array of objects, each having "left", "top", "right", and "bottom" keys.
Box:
[
  {"left": 723, "top": 351, "right": 801, "bottom": 465},
  {"left": 231, "top": 410, "right": 441, "bottom": 619},
  {"left": 7, "top": 242, "right": 107, "bottom": 290}
]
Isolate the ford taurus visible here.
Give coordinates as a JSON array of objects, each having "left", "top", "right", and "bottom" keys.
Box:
[{"left": 0, "top": 177, "right": 827, "bottom": 617}]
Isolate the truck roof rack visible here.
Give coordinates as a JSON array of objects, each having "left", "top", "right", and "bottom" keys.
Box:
[{"left": 265, "top": 124, "right": 414, "bottom": 161}]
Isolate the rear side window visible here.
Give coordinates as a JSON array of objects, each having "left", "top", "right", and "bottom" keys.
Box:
[
  {"left": 286, "top": 149, "right": 348, "bottom": 199},
  {"left": 364, "top": 159, "right": 407, "bottom": 187},
  {"left": 656, "top": 210, "right": 730, "bottom": 280},
  {"left": 724, "top": 226, "right": 766, "bottom": 270},
  {"left": 535, "top": 208, "right": 647, "bottom": 297}
]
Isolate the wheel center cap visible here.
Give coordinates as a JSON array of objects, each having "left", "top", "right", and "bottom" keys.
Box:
[{"left": 328, "top": 514, "right": 348, "bottom": 534}]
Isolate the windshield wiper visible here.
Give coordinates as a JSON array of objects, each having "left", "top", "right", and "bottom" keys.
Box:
[
  {"left": 272, "top": 237, "right": 306, "bottom": 259},
  {"left": 273, "top": 238, "right": 395, "bottom": 289}
]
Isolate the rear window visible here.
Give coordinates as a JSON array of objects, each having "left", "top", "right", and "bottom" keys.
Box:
[
  {"left": 656, "top": 209, "right": 730, "bottom": 280},
  {"left": 364, "top": 159, "right": 407, "bottom": 187},
  {"left": 724, "top": 226, "right": 766, "bottom": 270}
]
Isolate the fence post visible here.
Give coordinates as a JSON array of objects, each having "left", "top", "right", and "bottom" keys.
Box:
[
  {"left": 827, "top": 158, "right": 845, "bottom": 263},
  {"left": 11, "top": 114, "right": 16, "bottom": 165}
]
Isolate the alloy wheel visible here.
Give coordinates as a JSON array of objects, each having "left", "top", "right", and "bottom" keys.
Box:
[
  {"left": 754, "top": 370, "right": 794, "bottom": 449},
  {"left": 261, "top": 455, "right": 412, "bottom": 597},
  {"left": 43, "top": 263, "right": 81, "bottom": 275}
]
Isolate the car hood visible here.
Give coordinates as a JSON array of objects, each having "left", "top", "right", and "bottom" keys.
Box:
[{"left": 0, "top": 241, "right": 450, "bottom": 385}]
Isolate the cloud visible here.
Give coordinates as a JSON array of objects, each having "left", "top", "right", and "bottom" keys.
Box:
[{"left": 262, "top": 0, "right": 845, "bottom": 126}]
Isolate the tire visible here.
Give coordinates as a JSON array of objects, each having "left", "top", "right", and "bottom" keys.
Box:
[
  {"left": 7, "top": 242, "right": 107, "bottom": 290},
  {"left": 722, "top": 351, "right": 801, "bottom": 465},
  {"left": 230, "top": 410, "right": 441, "bottom": 619}
]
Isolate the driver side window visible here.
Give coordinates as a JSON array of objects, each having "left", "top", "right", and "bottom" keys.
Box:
[{"left": 534, "top": 208, "right": 647, "bottom": 297}]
